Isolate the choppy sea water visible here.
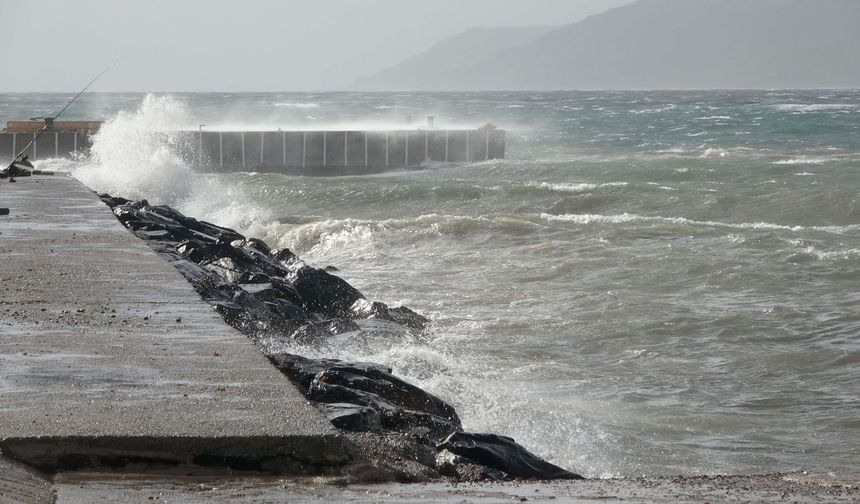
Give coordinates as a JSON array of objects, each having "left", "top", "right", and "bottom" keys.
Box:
[{"left": 2, "top": 90, "right": 859, "bottom": 478}]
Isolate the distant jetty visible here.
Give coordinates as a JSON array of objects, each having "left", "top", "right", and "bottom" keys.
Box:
[{"left": 1, "top": 120, "right": 506, "bottom": 176}]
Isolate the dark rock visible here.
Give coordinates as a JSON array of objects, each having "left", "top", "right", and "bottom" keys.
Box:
[
  {"left": 316, "top": 367, "right": 459, "bottom": 425},
  {"left": 436, "top": 449, "right": 509, "bottom": 481},
  {"left": 322, "top": 318, "right": 361, "bottom": 335},
  {"left": 308, "top": 381, "right": 459, "bottom": 441},
  {"left": 269, "top": 354, "right": 392, "bottom": 391},
  {"left": 269, "top": 353, "right": 461, "bottom": 440},
  {"left": 270, "top": 247, "right": 299, "bottom": 267},
  {"left": 288, "top": 266, "right": 366, "bottom": 317},
  {"left": 320, "top": 403, "right": 383, "bottom": 432},
  {"left": 231, "top": 237, "right": 272, "bottom": 256},
  {"left": 350, "top": 299, "right": 429, "bottom": 330},
  {"left": 98, "top": 194, "right": 131, "bottom": 207},
  {"left": 437, "top": 432, "right": 582, "bottom": 481}
]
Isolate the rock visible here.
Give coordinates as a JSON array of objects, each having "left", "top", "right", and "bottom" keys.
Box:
[
  {"left": 437, "top": 432, "right": 583, "bottom": 481},
  {"left": 287, "top": 266, "right": 366, "bottom": 317},
  {"left": 316, "top": 367, "right": 459, "bottom": 425},
  {"left": 350, "top": 299, "right": 429, "bottom": 330},
  {"left": 268, "top": 354, "right": 392, "bottom": 391},
  {"left": 269, "top": 353, "right": 461, "bottom": 440},
  {"left": 320, "top": 403, "right": 383, "bottom": 432},
  {"left": 322, "top": 318, "right": 361, "bottom": 335},
  {"left": 270, "top": 247, "right": 299, "bottom": 268}
]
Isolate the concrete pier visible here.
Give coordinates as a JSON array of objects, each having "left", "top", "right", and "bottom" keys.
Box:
[
  {"left": 0, "top": 128, "right": 506, "bottom": 175},
  {"left": 0, "top": 131, "right": 95, "bottom": 163},
  {"left": 192, "top": 128, "right": 506, "bottom": 175},
  {"left": 0, "top": 175, "right": 346, "bottom": 475}
]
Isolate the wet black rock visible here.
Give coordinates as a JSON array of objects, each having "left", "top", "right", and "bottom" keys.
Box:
[
  {"left": 287, "top": 266, "right": 366, "bottom": 318},
  {"left": 270, "top": 353, "right": 461, "bottom": 440},
  {"left": 350, "top": 299, "right": 429, "bottom": 330},
  {"left": 437, "top": 432, "right": 583, "bottom": 480},
  {"left": 98, "top": 195, "right": 424, "bottom": 343}
]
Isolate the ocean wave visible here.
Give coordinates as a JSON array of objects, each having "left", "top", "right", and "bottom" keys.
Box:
[
  {"left": 774, "top": 157, "right": 831, "bottom": 165},
  {"left": 529, "top": 182, "right": 628, "bottom": 193},
  {"left": 773, "top": 104, "right": 857, "bottom": 113},
  {"left": 701, "top": 148, "right": 729, "bottom": 158},
  {"left": 275, "top": 213, "right": 546, "bottom": 253},
  {"left": 274, "top": 102, "right": 320, "bottom": 109},
  {"left": 73, "top": 94, "right": 194, "bottom": 204},
  {"left": 540, "top": 212, "right": 858, "bottom": 234},
  {"left": 787, "top": 245, "right": 860, "bottom": 263}
]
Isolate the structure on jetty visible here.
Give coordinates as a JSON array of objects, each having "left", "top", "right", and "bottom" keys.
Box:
[
  {"left": 0, "top": 120, "right": 506, "bottom": 176},
  {"left": 193, "top": 126, "right": 505, "bottom": 175},
  {"left": 0, "top": 121, "right": 100, "bottom": 163}
]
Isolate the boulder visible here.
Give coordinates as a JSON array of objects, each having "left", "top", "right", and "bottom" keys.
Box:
[
  {"left": 287, "top": 266, "right": 366, "bottom": 317},
  {"left": 437, "top": 432, "right": 582, "bottom": 481}
]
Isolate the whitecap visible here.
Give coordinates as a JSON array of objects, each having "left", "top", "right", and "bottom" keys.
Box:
[
  {"left": 529, "top": 182, "right": 628, "bottom": 193},
  {"left": 274, "top": 102, "right": 320, "bottom": 109},
  {"left": 773, "top": 104, "right": 857, "bottom": 113},
  {"left": 774, "top": 157, "right": 830, "bottom": 165},
  {"left": 540, "top": 212, "right": 858, "bottom": 235},
  {"left": 701, "top": 148, "right": 729, "bottom": 159}
]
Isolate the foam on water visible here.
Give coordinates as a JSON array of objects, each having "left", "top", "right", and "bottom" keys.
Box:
[{"left": 74, "top": 95, "right": 194, "bottom": 203}]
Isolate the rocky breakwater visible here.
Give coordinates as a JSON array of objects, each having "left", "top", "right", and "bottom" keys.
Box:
[{"left": 99, "top": 194, "right": 581, "bottom": 482}]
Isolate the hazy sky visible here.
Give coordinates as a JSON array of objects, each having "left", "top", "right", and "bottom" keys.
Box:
[{"left": 2, "top": 0, "right": 633, "bottom": 92}]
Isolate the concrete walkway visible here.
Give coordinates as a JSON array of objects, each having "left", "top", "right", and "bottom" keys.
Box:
[{"left": 0, "top": 175, "right": 345, "bottom": 475}]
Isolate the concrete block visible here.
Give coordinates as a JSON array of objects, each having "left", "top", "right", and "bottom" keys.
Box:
[
  {"left": 325, "top": 131, "right": 346, "bottom": 167},
  {"left": 347, "top": 131, "right": 366, "bottom": 167},
  {"left": 0, "top": 133, "right": 13, "bottom": 163},
  {"left": 387, "top": 131, "right": 407, "bottom": 167},
  {"left": 220, "top": 132, "right": 243, "bottom": 168},
  {"left": 262, "top": 132, "right": 284, "bottom": 166},
  {"left": 304, "top": 132, "right": 324, "bottom": 168},
  {"left": 56, "top": 133, "right": 76, "bottom": 160},
  {"left": 284, "top": 132, "right": 304, "bottom": 167},
  {"left": 243, "top": 132, "right": 263, "bottom": 168},
  {"left": 365, "top": 132, "right": 387, "bottom": 167}
]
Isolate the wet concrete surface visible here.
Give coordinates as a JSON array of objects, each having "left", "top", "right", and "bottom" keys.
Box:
[
  {"left": 0, "top": 175, "right": 345, "bottom": 473},
  {"left": 0, "top": 456, "right": 53, "bottom": 504},
  {"left": 49, "top": 472, "right": 860, "bottom": 503}
]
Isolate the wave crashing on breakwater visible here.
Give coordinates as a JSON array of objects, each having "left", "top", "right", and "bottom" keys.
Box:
[{"left": 98, "top": 194, "right": 581, "bottom": 482}]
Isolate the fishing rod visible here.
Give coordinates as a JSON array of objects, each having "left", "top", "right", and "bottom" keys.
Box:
[{"left": 2, "top": 58, "right": 120, "bottom": 180}]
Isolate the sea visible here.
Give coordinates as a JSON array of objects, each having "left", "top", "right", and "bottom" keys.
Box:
[{"left": 2, "top": 90, "right": 859, "bottom": 478}]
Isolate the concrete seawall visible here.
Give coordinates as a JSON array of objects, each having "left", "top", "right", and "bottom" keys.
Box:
[
  {"left": 190, "top": 129, "right": 505, "bottom": 174},
  {"left": 0, "top": 131, "right": 94, "bottom": 163},
  {"left": 0, "top": 128, "right": 505, "bottom": 175},
  {"left": 0, "top": 174, "right": 347, "bottom": 475}
]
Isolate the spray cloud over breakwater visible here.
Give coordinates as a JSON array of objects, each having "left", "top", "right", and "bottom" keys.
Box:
[{"left": 5, "top": 90, "right": 858, "bottom": 478}]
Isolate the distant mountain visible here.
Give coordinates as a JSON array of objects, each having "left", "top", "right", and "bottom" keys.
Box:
[
  {"left": 351, "top": 26, "right": 556, "bottom": 91},
  {"left": 354, "top": 0, "right": 860, "bottom": 90}
]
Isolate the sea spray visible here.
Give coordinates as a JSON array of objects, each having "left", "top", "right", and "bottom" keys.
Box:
[
  {"left": 75, "top": 94, "right": 194, "bottom": 203},
  {"left": 73, "top": 94, "right": 276, "bottom": 237}
]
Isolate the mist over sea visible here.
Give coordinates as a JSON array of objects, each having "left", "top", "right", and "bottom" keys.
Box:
[{"left": 2, "top": 90, "right": 859, "bottom": 478}]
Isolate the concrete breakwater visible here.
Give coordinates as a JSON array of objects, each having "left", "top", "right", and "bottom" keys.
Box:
[
  {"left": 99, "top": 192, "right": 580, "bottom": 482},
  {"left": 0, "top": 127, "right": 506, "bottom": 176},
  {"left": 190, "top": 128, "right": 506, "bottom": 174},
  {"left": 0, "top": 130, "right": 94, "bottom": 163}
]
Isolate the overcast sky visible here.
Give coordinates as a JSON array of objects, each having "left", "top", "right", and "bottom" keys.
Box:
[{"left": 2, "top": 0, "right": 633, "bottom": 92}]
